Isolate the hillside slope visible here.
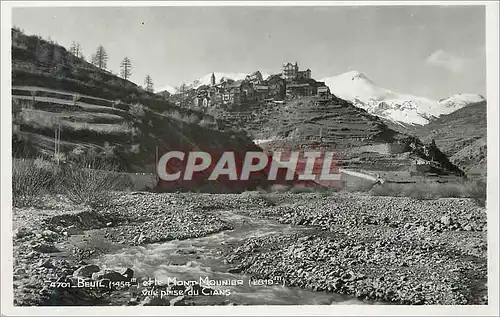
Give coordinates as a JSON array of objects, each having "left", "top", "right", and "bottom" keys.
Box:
[
  {"left": 414, "top": 101, "right": 487, "bottom": 176},
  {"left": 209, "top": 96, "right": 464, "bottom": 176},
  {"left": 11, "top": 29, "right": 271, "bottom": 192}
]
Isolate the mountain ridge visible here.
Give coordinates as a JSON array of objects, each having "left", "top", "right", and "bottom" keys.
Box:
[
  {"left": 414, "top": 100, "right": 487, "bottom": 176},
  {"left": 320, "top": 71, "right": 485, "bottom": 126},
  {"left": 160, "top": 69, "right": 484, "bottom": 127}
]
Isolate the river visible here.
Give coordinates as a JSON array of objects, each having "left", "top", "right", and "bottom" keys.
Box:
[{"left": 96, "top": 210, "right": 370, "bottom": 305}]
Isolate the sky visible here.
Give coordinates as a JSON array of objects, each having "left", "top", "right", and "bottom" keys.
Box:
[{"left": 12, "top": 5, "right": 486, "bottom": 100}]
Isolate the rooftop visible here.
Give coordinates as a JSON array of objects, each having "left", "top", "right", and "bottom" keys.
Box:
[{"left": 287, "top": 83, "right": 311, "bottom": 88}]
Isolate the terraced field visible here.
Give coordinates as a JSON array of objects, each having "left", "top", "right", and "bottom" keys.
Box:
[
  {"left": 11, "top": 84, "right": 262, "bottom": 186},
  {"left": 209, "top": 97, "right": 463, "bottom": 177},
  {"left": 13, "top": 86, "right": 136, "bottom": 157}
]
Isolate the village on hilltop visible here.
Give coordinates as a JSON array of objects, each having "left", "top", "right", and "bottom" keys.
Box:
[{"left": 174, "top": 62, "right": 331, "bottom": 108}]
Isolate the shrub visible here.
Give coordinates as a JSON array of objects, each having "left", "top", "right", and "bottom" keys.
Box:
[
  {"left": 269, "top": 184, "right": 292, "bottom": 193},
  {"left": 463, "top": 179, "right": 487, "bottom": 207},
  {"left": 370, "top": 179, "right": 487, "bottom": 206},
  {"left": 429, "top": 182, "right": 464, "bottom": 198},
  {"left": 69, "top": 145, "right": 86, "bottom": 160},
  {"left": 185, "top": 114, "right": 201, "bottom": 124},
  {"left": 129, "top": 144, "right": 141, "bottom": 154},
  {"left": 128, "top": 103, "right": 146, "bottom": 118},
  {"left": 289, "top": 185, "right": 334, "bottom": 195},
  {"left": 241, "top": 190, "right": 264, "bottom": 197},
  {"left": 58, "top": 151, "right": 129, "bottom": 209},
  {"left": 344, "top": 180, "right": 376, "bottom": 193},
  {"left": 370, "top": 183, "right": 403, "bottom": 196},
  {"left": 402, "top": 184, "right": 436, "bottom": 200},
  {"left": 12, "top": 158, "right": 56, "bottom": 207},
  {"left": 101, "top": 141, "right": 116, "bottom": 159},
  {"left": 198, "top": 118, "right": 214, "bottom": 128}
]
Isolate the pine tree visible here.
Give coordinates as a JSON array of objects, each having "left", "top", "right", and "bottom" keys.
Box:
[
  {"left": 144, "top": 75, "right": 154, "bottom": 92},
  {"left": 70, "top": 42, "right": 77, "bottom": 56},
  {"left": 91, "top": 45, "right": 108, "bottom": 70},
  {"left": 91, "top": 53, "right": 98, "bottom": 66},
  {"left": 76, "top": 43, "right": 82, "bottom": 58},
  {"left": 120, "top": 57, "right": 132, "bottom": 80}
]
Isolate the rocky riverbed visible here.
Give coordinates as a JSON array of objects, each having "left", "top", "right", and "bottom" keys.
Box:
[
  {"left": 12, "top": 192, "right": 236, "bottom": 306},
  {"left": 12, "top": 191, "right": 487, "bottom": 306},
  {"left": 226, "top": 193, "right": 488, "bottom": 305}
]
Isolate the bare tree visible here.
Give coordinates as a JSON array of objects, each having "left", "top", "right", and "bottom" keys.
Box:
[
  {"left": 120, "top": 57, "right": 132, "bottom": 80},
  {"left": 70, "top": 42, "right": 82, "bottom": 57},
  {"left": 144, "top": 75, "right": 154, "bottom": 92},
  {"left": 69, "top": 42, "right": 83, "bottom": 65},
  {"left": 70, "top": 42, "right": 77, "bottom": 56},
  {"left": 179, "top": 83, "right": 190, "bottom": 107},
  {"left": 91, "top": 45, "right": 108, "bottom": 70}
]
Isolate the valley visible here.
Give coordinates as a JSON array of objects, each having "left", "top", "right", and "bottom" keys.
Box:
[{"left": 9, "top": 23, "right": 488, "bottom": 309}]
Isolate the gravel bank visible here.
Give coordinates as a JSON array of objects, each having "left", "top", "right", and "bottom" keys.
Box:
[
  {"left": 12, "top": 192, "right": 238, "bottom": 306},
  {"left": 12, "top": 192, "right": 488, "bottom": 306},
  {"left": 225, "top": 193, "right": 488, "bottom": 305}
]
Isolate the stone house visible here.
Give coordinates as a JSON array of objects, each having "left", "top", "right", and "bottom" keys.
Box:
[
  {"left": 265, "top": 74, "right": 286, "bottom": 100},
  {"left": 240, "top": 81, "right": 255, "bottom": 101},
  {"left": 245, "top": 71, "right": 264, "bottom": 84},
  {"left": 282, "top": 62, "right": 298, "bottom": 81},
  {"left": 317, "top": 86, "right": 331, "bottom": 98},
  {"left": 296, "top": 69, "right": 312, "bottom": 80},
  {"left": 282, "top": 62, "right": 311, "bottom": 81},
  {"left": 223, "top": 81, "right": 244, "bottom": 105},
  {"left": 254, "top": 85, "right": 270, "bottom": 101},
  {"left": 286, "top": 83, "right": 313, "bottom": 97}
]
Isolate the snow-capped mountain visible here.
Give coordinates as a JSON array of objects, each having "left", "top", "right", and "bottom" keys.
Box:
[
  {"left": 156, "top": 84, "right": 177, "bottom": 94},
  {"left": 159, "top": 71, "right": 271, "bottom": 94},
  {"left": 438, "top": 93, "right": 485, "bottom": 114},
  {"left": 320, "top": 71, "right": 483, "bottom": 126}
]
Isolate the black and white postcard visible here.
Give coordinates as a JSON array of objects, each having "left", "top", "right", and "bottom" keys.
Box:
[{"left": 1, "top": 1, "right": 499, "bottom": 316}]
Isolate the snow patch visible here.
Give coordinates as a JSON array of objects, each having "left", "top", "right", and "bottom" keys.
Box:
[
  {"left": 156, "top": 85, "right": 178, "bottom": 94},
  {"left": 437, "top": 94, "right": 485, "bottom": 114},
  {"left": 321, "top": 71, "right": 482, "bottom": 126}
]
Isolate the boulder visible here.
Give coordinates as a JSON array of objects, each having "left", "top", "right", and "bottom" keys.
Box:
[
  {"left": 73, "top": 264, "right": 100, "bottom": 278},
  {"left": 33, "top": 243, "right": 60, "bottom": 253},
  {"left": 38, "top": 259, "right": 55, "bottom": 268},
  {"left": 128, "top": 297, "right": 139, "bottom": 306},
  {"left": 65, "top": 225, "right": 84, "bottom": 236},
  {"left": 42, "top": 230, "right": 59, "bottom": 242},
  {"left": 122, "top": 268, "right": 134, "bottom": 279},
  {"left": 440, "top": 215, "right": 452, "bottom": 226},
  {"left": 140, "top": 296, "right": 167, "bottom": 306},
  {"left": 137, "top": 233, "right": 149, "bottom": 244},
  {"left": 176, "top": 249, "right": 197, "bottom": 255},
  {"left": 14, "top": 227, "right": 32, "bottom": 239},
  {"left": 170, "top": 295, "right": 186, "bottom": 306},
  {"left": 14, "top": 268, "right": 26, "bottom": 275},
  {"left": 91, "top": 269, "right": 128, "bottom": 282}
]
